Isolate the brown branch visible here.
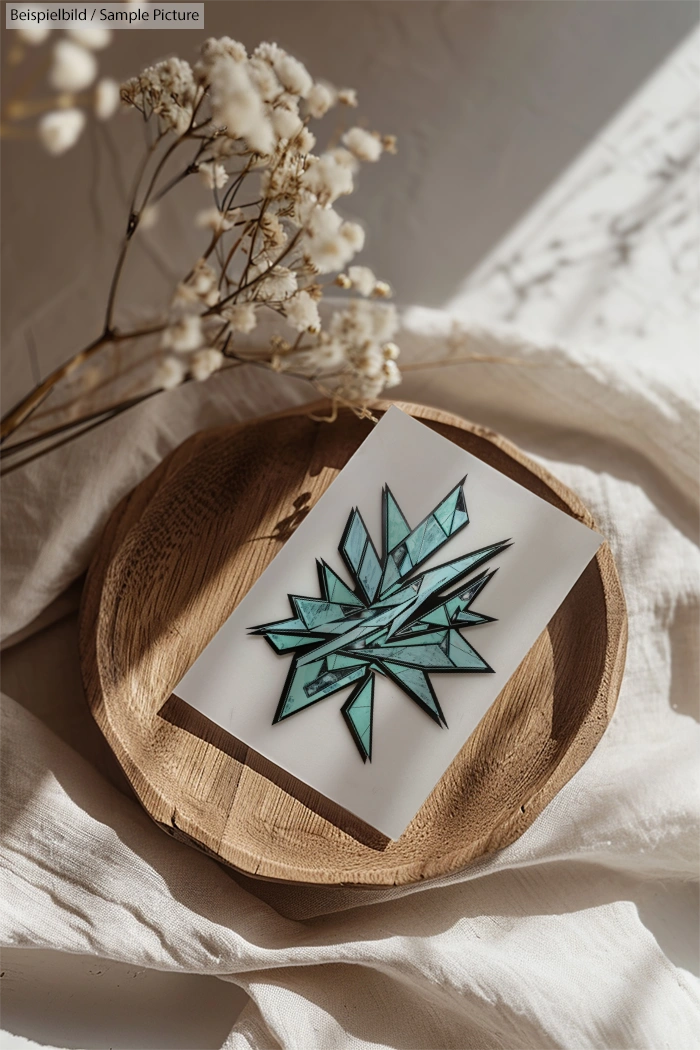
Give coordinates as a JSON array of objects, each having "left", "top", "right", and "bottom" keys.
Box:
[
  {"left": 0, "top": 322, "right": 167, "bottom": 442},
  {"left": 0, "top": 332, "right": 110, "bottom": 440},
  {"left": 1, "top": 360, "right": 245, "bottom": 474}
]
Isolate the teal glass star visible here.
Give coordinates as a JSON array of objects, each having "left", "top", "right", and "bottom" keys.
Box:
[{"left": 250, "top": 480, "right": 511, "bottom": 762}]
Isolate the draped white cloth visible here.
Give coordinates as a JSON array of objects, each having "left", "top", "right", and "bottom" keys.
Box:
[{"left": 1, "top": 302, "right": 699, "bottom": 1048}]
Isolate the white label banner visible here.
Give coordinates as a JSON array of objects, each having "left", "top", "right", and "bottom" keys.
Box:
[{"left": 6, "top": 4, "right": 204, "bottom": 29}]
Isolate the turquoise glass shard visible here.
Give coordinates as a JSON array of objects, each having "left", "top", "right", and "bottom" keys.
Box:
[
  {"left": 342, "top": 674, "right": 374, "bottom": 761},
  {"left": 251, "top": 477, "right": 511, "bottom": 763},
  {"left": 317, "top": 560, "right": 364, "bottom": 607},
  {"left": 378, "top": 481, "right": 469, "bottom": 598},
  {"left": 383, "top": 487, "right": 410, "bottom": 551},
  {"left": 339, "top": 509, "right": 383, "bottom": 603}
]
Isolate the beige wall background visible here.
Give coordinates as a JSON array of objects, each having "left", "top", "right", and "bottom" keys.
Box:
[{"left": 2, "top": 1, "right": 698, "bottom": 415}]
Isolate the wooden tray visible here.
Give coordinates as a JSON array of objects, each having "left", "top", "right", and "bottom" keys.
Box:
[{"left": 79, "top": 401, "right": 627, "bottom": 886}]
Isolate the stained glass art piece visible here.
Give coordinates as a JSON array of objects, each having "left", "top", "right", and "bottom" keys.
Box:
[
  {"left": 250, "top": 481, "right": 511, "bottom": 762},
  {"left": 175, "top": 407, "right": 605, "bottom": 839}
]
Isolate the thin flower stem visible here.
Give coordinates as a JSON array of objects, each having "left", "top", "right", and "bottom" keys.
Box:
[
  {"left": 138, "top": 125, "right": 197, "bottom": 211},
  {"left": 221, "top": 160, "right": 253, "bottom": 212},
  {"left": 239, "top": 198, "right": 268, "bottom": 294},
  {"left": 218, "top": 228, "right": 250, "bottom": 288},
  {"left": 151, "top": 154, "right": 201, "bottom": 204},
  {"left": 103, "top": 134, "right": 163, "bottom": 331}
]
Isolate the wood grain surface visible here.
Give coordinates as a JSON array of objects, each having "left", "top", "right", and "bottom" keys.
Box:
[{"left": 79, "top": 401, "right": 627, "bottom": 886}]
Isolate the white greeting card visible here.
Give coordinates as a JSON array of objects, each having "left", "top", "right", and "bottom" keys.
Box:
[{"left": 175, "top": 407, "right": 602, "bottom": 839}]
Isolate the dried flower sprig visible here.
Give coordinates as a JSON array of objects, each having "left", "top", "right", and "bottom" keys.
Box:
[{"left": 1, "top": 36, "right": 403, "bottom": 462}]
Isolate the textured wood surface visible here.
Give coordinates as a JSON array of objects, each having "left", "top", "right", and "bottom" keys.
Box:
[{"left": 79, "top": 402, "right": 627, "bottom": 886}]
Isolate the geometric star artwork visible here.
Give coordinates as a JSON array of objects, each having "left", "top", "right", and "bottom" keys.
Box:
[{"left": 249, "top": 479, "right": 511, "bottom": 763}]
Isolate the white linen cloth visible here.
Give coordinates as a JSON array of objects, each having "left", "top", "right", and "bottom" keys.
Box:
[{"left": 1, "top": 303, "right": 699, "bottom": 1048}]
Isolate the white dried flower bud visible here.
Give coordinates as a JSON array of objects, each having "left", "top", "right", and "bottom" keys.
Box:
[
  {"left": 284, "top": 290, "right": 321, "bottom": 333},
  {"left": 50, "top": 40, "right": 97, "bottom": 92},
  {"left": 121, "top": 57, "right": 197, "bottom": 136},
  {"left": 196, "top": 36, "right": 247, "bottom": 79},
  {"left": 303, "top": 207, "right": 356, "bottom": 274},
  {"left": 246, "top": 56, "right": 280, "bottom": 102},
  {"left": 196, "top": 207, "right": 236, "bottom": 233},
  {"left": 373, "top": 281, "right": 392, "bottom": 298},
  {"left": 278, "top": 345, "right": 330, "bottom": 375},
  {"left": 209, "top": 56, "right": 275, "bottom": 155},
  {"left": 342, "top": 375, "right": 384, "bottom": 401},
  {"left": 16, "top": 12, "right": 51, "bottom": 45},
  {"left": 255, "top": 264, "right": 297, "bottom": 300},
  {"left": 382, "top": 359, "right": 401, "bottom": 388},
  {"left": 271, "top": 106, "right": 303, "bottom": 142},
  {"left": 172, "top": 282, "right": 198, "bottom": 308},
  {"left": 357, "top": 345, "right": 384, "bottom": 379},
  {"left": 209, "top": 135, "right": 238, "bottom": 159},
  {"left": 342, "top": 126, "right": 383, "bottom": 162},
  {"left": 38, "top": 108, "right": 85, "bottom": 154},
  {"left": 338, "top": 88, "right": 358, "bottom": 107},
  {"left": 328, "top": 147, "right": 360, "bottom": 173},
  {"left": 316, "top": 340, "right": 346, "bottom": 371},
  {"left": 302, "top": 152, "right": 353, "bottom": 204},
  {"left": 161, "top": 314, "right": 203, "bottom": 353},
  {"left": 154, "top": 355, "right": 186, "bottom": 390},
  {"left": 347, "top": 265, "right": 376, "bottom": 297},
  {"left": 335, "top": 274, "right": 352, "bottom": 289},
  {"left": 94, "top": 78, "right": 120, "bottom": 121},
  {"left": 188, "top": 258, "right": 218, "bottom": 297},
  {"left": 306, "top": 82, "right": 336, "bottom": 119},
  {"left": 190, "top": 348, "right": 224, "bottom": 381},
  {"left": 371, "top": 303, "right": 398, "bottom": 341},
  {"left": 198, "top": 160, "right": 228, "bottom": 189},
  {"left": 139, "top": 203, "right": 159, "bottom": 230},
  {"left": 273, "top": 54, "right": 313, "bottom": 98},
  {"left": 328, "top": 299, "right": 390, "bottom": 345},
  {"left": 66, "top": 24, "right": 112, "bottom": 50},
  {"left": 177, "top": 261, "right": 220, "bottom": 306},
  {"left": 383, "top": 342, "right": 400, "bottom": 361},
  {"left": 222, "top": 302, "right": 257, "bottom": 333},
  {"left": 339, "top": 221, "right": 365, "bottom": 253},
  {"left": 254, "top": 42, "right": 286, "bottom": 65},
  {"left": 260, "top": 212, "right": 287, "bottom": 249},
  {"left": 296, "top": 127, "right": 316, "bottom": 153}
]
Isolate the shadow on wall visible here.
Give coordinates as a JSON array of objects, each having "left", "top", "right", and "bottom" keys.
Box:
[{"left": 1, "top": 0, "right": 698, "bottom": 410}]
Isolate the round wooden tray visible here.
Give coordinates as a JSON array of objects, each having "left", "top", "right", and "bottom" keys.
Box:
[{"left": 80, "top": 401, "right": 626, "bottom": 886}]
